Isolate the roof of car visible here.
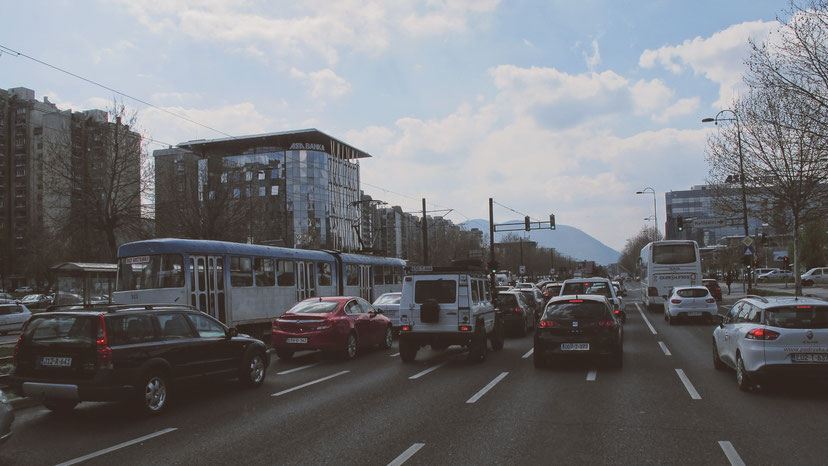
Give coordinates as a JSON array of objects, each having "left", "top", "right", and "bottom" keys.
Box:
[
  {"left": 547, "top": 294, "right": 608, "bottom": 303},
  {"left": 38, "top": 304, "right": 199, "bottom": 315},
  {"left": 672, "top": 285, "right": 709, "bottom": 291},
  {"left": 741, "top": 295, "right": 828, "bottom": 308},
  {"left": 562, "top": 277, "right": 611, "bottom": 283}
]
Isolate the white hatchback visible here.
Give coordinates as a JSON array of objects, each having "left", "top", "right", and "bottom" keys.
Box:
[
  {"left": 0, "top": 303, "right": 32, "bottom": 335},
  {"left": 712, "top": 296, "right": 828, "bottom": 391},
  {"left": 663, "top": 286, "right": 718, "bottom": 324}
]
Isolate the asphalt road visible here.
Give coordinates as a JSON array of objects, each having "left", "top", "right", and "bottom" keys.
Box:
[{"left": 3, "top": 286, "right": 828, "bottom": 465}]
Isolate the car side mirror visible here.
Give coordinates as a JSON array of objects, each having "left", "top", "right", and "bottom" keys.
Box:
[
  {"left": 375, "top": 309, "right": 384, "bottom": 315},
  {"left": 227, "top": 327, "right": 238, "bottom": 339}
]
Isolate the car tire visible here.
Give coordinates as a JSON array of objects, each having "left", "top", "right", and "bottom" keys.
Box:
[
  {"left": 44, "top": 400, "right": 78, "bottom": 413},
  {"left": 803, "top": 279, "right": 813, "bottom": 287},
  {"left": 490, "top": 317, "right": 505, "bottom": 351},
  {"left": 736, "top": 354, "right": 752, "bottom": 391},
  {"left": 239, "top": 350, "right": 267, "bottom": 388},
  {"left": 344, "top": 333, "right": 358, "bottom": 361},
  {"left": 667, "top": 312, "right": 674, "bottom": 325},
  {"left": 399, "top": 336, "right": 418, "bottom": 363},
  {"left": 467, "top": 330, "right": 487, "bottom": 363},
  {"left": 274, "top": 348, "right": 294, "bottom": 361},
  {"left": 137, "top": 370, "right": 169, "bottom": 415},
  {"left": 712, "top": 341, "right": 726, "bottom": 371},
  {"left": 380, "top": 326, "right": 393, "bottom": 350}
]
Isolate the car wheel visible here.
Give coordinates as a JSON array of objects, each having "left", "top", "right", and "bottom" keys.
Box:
[
  {"left": 803, "top": 279, "right": 813, "bottom": 287},
  {"left": 712, "top": 341, "right": 726, "bottom": 371},
  {"left": 380, "top": 326, "right": 393, "bottom": 349},
  {"left": 344, "top": 333, "right": 358, "bottom": 360},
  {"left": 44, "top": 400, "right": 78, "bottom": 413},
  {"left": 667, "top": 312, "right": 674, "bottom": 325},
  {"left": 138, "top": 371, "right": 169, "bottom": 415},
  {"left": 399, "top": 336, "right": 418, "bottom": 363},
  {"left": 240, "top": 350, "right": 267, "bottom": 388},
  {"left": 663, "top": 309, "right": 668, "bottom": 321},
  {"left": 490, "top": 317, "right": 505, "bottom": 351},
  {"left": 736, "top": 354, "right": 752, "bottom": 391},
  {"left": 467, "top": 330, "right": 487, "bottom": 363},
  {"left": 274, "top": 348, "right": 294, "bottom": 361}
]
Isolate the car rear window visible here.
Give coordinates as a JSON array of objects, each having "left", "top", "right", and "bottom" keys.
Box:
[
  {"left": 765, "top": 305, "right": 828, "bottom": 329},
  {"left": 677, "top": 289, "right": 709, "bottom": 298},
  {"left": 414, "top": 280, "right": 457, "bottom": 304},
  {"left": 23, "top": 315, "right": 96, "bottom": 347},
  {"left": 0, "top": 305, "right": 26, "bottom": 315},
  {"left": 545, "top": 285, "right": 562, "bottom": 294},
  {"left": 289, "top": 301, "right": 340, "bottom": 314},
  {"left": 544, "top": 301, "right": 609, "bottom": 320},
  {"left": 497, "top": 294, "right": 519, "bottom": 308},
  {"left": 562, "top": 282, "right": 611, "bottom": 298}
]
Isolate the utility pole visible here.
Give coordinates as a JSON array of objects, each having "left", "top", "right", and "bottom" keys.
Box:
[{"left": 422, "top": 198, "right": 429, "bottom": 265}]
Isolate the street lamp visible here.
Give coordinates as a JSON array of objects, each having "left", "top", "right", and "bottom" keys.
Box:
[
  {"left": 703, "top": 109, "right": 751, "bottom": 288},
  {"left": 636, "top": 187, "right": 657, "bottom": 240}
]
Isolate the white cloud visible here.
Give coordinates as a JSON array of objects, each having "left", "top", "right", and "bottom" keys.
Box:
[
  {"left": 583, "top": 40, "right": 601, "bottom": 71},
  {"left": 290, "top": 68, "right": 352, "bottom": 100},
  {"left": 639, "top": 20, "right": 779, "bottom": 107}
]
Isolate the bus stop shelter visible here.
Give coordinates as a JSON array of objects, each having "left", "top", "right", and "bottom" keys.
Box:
[{"left": 50, "top": 262, "right": 117, "bottom": 306}]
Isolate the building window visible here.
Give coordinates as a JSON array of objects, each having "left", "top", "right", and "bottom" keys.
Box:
[
  {"left": 233, "top": 188, "right": 240, "bottom": 199},
  {"left": 221, "top": 173, "right": 228, "bottom": 183},
  {"left": 245, "top": 171, "right": 253, "bottom": 181},
  {"left": 271, "top": 186, "right": 279, "bottom": 196},
  {"left": 258, "top": 187, "right": 266, "bottom": 196},
  {"left": 258, "top": 170, "right": 265, "bottom": 180},
  {"left": 15, "top": 169, "right": 25, "bottom": 177},
  {"left": 208, "top": 191, "right": 215, "bottom": 200}
]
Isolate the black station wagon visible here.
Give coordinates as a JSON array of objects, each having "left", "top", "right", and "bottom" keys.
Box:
[{"left": 8, "top": 304, "right": 269, "bottom": 415}]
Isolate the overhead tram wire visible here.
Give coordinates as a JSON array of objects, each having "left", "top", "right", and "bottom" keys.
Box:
[
  {"left": 0, "top": 43, "right": 474, "bottom": 223},
  {"left": 491, "top": 200, "right": 540, "bottom": 222}
]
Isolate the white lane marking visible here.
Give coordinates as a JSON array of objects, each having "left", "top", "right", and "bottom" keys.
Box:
[
  {"left": 522, "top": 348, "right": 534, "bottom": 359},
  {"left": 586, "top": 369, "right": 597, "bottom": 381},
  {"left": 276, "top": 362, "right": 319, "bottom": 375},
  {"left": 56, "top": 428, "right": 178, "bottom": 466},
  {"left": 635, "top": 303, "right": 657, "bottom": 335},
  {"left": 658, "top": 341, "right": 672, "bottom": 356},
  {"left": 409, "top": 361, "right": 448, "bottom": 379},
  {"left": 272, "top": 370, "right": 350, "bottom": 397},
  {"left": 675, "top": 368, "right": 702, "bottom": 400},
  {"left": 466, "top": 372, "right": 509, "bottom": 404},
  {"left": 718, "top": 441, "right": 746, "bottom": 466},
  {"left": 390, "top": 352, "right": 400, "bottom": 357},
  {"left": 388, "top": 443, "right": 425, "bottom": 466}
]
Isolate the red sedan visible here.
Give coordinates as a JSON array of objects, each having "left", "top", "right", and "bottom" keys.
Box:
[{"left": 272, "top": 296, "right": 393, "bottom": 361}]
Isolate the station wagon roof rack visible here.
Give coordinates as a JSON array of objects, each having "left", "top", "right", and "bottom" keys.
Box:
[{"left": 745, "top": 295, "right": 769, "bottom": 303}]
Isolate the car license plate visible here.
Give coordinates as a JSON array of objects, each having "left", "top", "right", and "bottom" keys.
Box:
[
  {"left": 41, "top": 356, "right": 72, "bottom": 367},
  {"left": 688, "top": 312, "right": 702, "bottom": 317},
  {"left": 792, "top": 353, "right": 828, "bottom": 363},
  {"left": 561, "top": 343, "right": 589, "bottom": 351},
  {"left": 285, "top": 338, "right": 308, "bottom": 344}
]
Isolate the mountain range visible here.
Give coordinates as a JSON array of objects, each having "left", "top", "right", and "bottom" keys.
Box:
[{"left": 460, "top": 219, "right": 621, "bottom": 266}]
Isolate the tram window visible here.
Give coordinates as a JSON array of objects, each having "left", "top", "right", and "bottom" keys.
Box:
[
  {"left": 216, "top": 258, "right": 224, "bottom": 291},
  {"left": 254, "top": 258, "right": 275, "bottom": 287},
  {"left": 230, "top": 256, "right": 253, "bottom": 287},
  {"left": 117, "top": 254, "right": 184, "bottom": 291},
  {"left": 394, "top": 267, "right": 402, "bottom": 284},
  {"left": 277, "top": 260, "right": 295, "bottom": 287},
  {"left": 346, "top": 265, "right": 359, "bottom": 286},
  {"left": 384, "top": 266, "right": 393, "bottom": 285},
  {"left": 374, "top": 266, "right": 384, "bottom": 285},
  {"left": 318, "top": 262, "right": 333, "bottom": 287}
]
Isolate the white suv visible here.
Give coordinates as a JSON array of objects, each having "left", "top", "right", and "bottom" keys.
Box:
[{"left": 398, "top": 266, "right": 504, "bottom": 362}]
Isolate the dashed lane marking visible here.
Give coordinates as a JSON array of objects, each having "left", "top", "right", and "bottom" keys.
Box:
[
  {"left": 56, "top": 428, "right": 178, "bottom": 466},
  {"left": 718, "top": 441, "right": 746, "bottom": 466},
  {"left": 522, "top": 348, "right": 534, "bottom": 359},
  {"left": 675, "top": 368, "right": 702, "bottom": 400},
  {"left": 586, "top": 369, "right": 597, "bottom": 381},
  {"left": 388, "top": 443, "right": 425, "bottom": 466},
  {"left": 635, "top": 303, "right": 657, "bottom": 335},
  {"left": 272, "top": 370, "right": 350, "bottom": 397},
  {"left": 466, "top": 372, "right": 509, "bottom": 404},
  {"left": 390, "top": 352, "right": 400, "bottom": 357},
  {"left": 409, "top": 361, "right": 448, "bottom": 379},
  {"left": 658, "top": 341, "right": 672, "bottom": 356},
  {"left": 276, "top": 363, "right": 320, "bottom": 375}
]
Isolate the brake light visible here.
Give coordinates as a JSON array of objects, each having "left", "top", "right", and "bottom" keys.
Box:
[
  {"left": 401, "top": 325, "right": 412, "bottom": 332},
  {"left": 598, "top": 320, "right": 615, "bottom": 327},
  {"left": 459, "top": 325, "right": 472, "bottom": 331},
  {"left": 96, "top": 314, "right": 113, "bottom": 370},
  {"left": 706, "top": 298, "right": 715, "bottom": 303},
  {"left": 614, "top": 309, "right": 621, "bottom": 315},
  {"left": 745, "top": 328, "right": 780, "bottom": 340},
  {"left": 796, "top": 305, "right": 812, "bottom": 309},
  {"left": 671, "top": 299, "right": 682, "bottom": 304},
  {"left": 538, "top": 321, "right": 558, "bottom": 328},
  {"left": 569, "top": 299, "right": 583, "bottom": 303},
  {"left": 514, "top": 307, "right": 521, "bottom": 313}
]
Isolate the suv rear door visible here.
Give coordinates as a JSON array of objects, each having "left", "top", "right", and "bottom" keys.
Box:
[
  {"left": 15, "top": 314, "right": 99, "bottom": 382},
  {"left": 411, "top": 275, "right": 460, "bottom": 332}
]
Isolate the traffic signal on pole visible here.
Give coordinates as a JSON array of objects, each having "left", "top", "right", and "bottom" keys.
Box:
[
  {"left": 753, "top": 259, "right": 758, "bottom": 268},
  {"left": 744, "top": 255, "right": 752, "bottom": 268},
  {"left": 549, "top": 214, "right": 556, "bottom": 230},
  {"left": 525, "top": 216, "right": 530, "bottom": 231},
  {"left": 677, "top": 216, "right": 684, "bottom": 232},
  {"left": 783, "top": 256, "right": 790, "bottom": 270}
]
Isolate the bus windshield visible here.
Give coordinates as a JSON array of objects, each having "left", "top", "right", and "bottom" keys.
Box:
[
  {"left": 117, "top": 254, "right": 185, "bottom": 291},
  {"left": 652, "top": 243, "right": 696, "bottom": 265}
]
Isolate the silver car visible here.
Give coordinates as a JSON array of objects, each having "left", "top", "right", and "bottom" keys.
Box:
[
  {"left": 0, "top": 303, "right": 32, "bottom": 335},
  {"left": 0, "top": 390, "right": 13, "bottom": 445},
  {"left": 373, "top": 292, "right": 402, "bottom": 331}
]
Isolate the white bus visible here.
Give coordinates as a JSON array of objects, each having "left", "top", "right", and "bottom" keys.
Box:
[{"left": 638, "top": 240, "right": 702, "bottom": 309}]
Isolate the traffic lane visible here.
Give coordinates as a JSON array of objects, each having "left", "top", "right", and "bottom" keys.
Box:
[
  {"left": 404, "top": 302, "right": 730, "bottom": 465},
  {"left": 56, "top": 335, "right": 539, "bottom": 465}
]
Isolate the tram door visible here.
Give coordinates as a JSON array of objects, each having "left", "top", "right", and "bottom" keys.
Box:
[
  {"left": 190, "top": 256, "right": 226, "bottom": 324},
  {"left": 360, "top": 265, "right": 372, "bottom": 301},
  {"left": 296, "top": 261, "right": 317, "bottom": 301}
]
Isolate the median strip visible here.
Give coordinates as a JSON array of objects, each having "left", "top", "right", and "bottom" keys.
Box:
[
  {"left": 466, "top": 372, "right": 509, "bottom": 404},
  {"left": 56, "top": 428, "right": 178, "bottom": 466},
  {"left": 272, "top": 370, "right": 350, "bottom": 397}
]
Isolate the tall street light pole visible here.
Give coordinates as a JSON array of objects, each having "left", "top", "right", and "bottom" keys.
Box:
[
  {"left": 636, "top": 187, "right": 657, "bottom": 240},
  {"left": 703, "top": 109, "right": 751, "bottom": 289}
]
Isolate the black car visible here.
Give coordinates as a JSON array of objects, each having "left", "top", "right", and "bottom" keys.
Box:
[
  {"left": 494, "top": 291, "right": 535, "bottom": 336},
  {"left": 8, "top": 304, "right": 269, "bottom": 415},
  {"left": 534, "top": 295, "right": 623, "bottom": 369}
]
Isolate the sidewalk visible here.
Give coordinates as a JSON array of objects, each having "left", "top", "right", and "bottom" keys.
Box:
[{"left": 719, "top": 281, "right": 828, "bottom": 306}]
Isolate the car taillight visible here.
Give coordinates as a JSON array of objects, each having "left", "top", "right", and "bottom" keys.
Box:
[
  {"left": 745, "top": 328, "right": 780, "bottom": 340},
  {"left": 671, "top": 299, "right": 682, "bottom": 304},
  {"left": 401, "top": 325, "right": 412, "bottom": 332},
  {"left": 538, "top": 320, "right": 558, "bottom": 328},
  {"left": 514, "top": 307, "right": 521, "bottom": 313},
  {"left": 96, "top": 314, "right": 113, "bottom": 370},
  {"left": 317, "top": 318, "right": 335, "bottom": 330},
  {"left": 459, "top": 325, "right": 472, "bottom": 331},
  {"left": 598, "top": 320, "right": 615, "bottom": 327},
  {"left": 706, "top": 298, "right": 715, "bottom": 303},
  {"left": 614, "top": 309, "right": 621, "bottom": 315}
]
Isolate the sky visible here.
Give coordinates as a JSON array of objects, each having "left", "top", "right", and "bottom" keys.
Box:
[{"left": 0, "top": 0, "right": 791, "bottom": 251}]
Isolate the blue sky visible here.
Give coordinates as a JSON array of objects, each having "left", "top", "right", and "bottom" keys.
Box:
[{"left": 0, "top": 0, "right": 789, "bottom": 250}]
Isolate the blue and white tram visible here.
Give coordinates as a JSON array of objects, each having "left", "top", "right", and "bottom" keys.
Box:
[{"left": 113, "top": 238, "right": 405, "bottom": 335}]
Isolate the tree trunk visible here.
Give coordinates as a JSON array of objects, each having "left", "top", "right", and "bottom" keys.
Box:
[{"left": 793, "top": 214, "right": 802, "bottom": 296}]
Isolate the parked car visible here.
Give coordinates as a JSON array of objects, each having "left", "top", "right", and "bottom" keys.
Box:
[
  {"left": 0, "top": 293, "right": 13, "bottom": 304},
  {"left": 534, "top": 295, "right": 623, "bottom": 368},
  {"left": 272, "top": 296, "right": 393, "bottom": 361},
  {"left": 702, "top": 279, "right": 723, "bottom": 301},
  {"left": 712, "top": 296, "right": 828, "bottom": 391},
  {"left": 20, "top": 294, "right": 52, "bottom": 308},
  {"left": 0, "top": 303, "right": 32, "bottom": 335},
  {"left": 8, "top": 304, "right": 268, "bottom": 414},
  {"left": 0, "top": 390, "right": 13, "bottom": 445},
  {"left": 494, "top": 290, "right": 535, "bottom": 336},
  {"left": 757, "top": 270, "right": 793, "bottom": 281},
  {"left": 801, "top": 267, "right": 828, "bottom": 287},
  {"left": 663, "top": 286, "right": 718, "bottom": 324},
  {"left": 373, "top": 292, "right": 401, "bottom": 333},
  {"left": 14, "top": 286, "right": 33, "bottom": 294}
]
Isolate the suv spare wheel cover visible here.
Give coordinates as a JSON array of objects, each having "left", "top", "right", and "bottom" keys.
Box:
[{"left": 421, "top": 299, "right": 440, "bottom": 323}]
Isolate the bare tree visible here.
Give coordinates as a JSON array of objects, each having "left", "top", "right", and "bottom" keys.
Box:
[{"left": 618, "top": 227, "right": 660, "bottom": 277}]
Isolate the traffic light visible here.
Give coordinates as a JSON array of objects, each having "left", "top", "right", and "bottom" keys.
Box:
[
  {"left": 744, "top": 255, "right": 752, "bottom": 268},
  {"left": 525, "top": 216, "right": 530, "bottom": 231},
  {"left": 783, "top": 256, "right": 790, "bottom": 270},
  {"left": 753, "top": 259, "right": 758, "bottom": 268},
  {"left": 549, "top": 214, "right": 556, "bottom": 230},
  {"left": 677, "top": 216, "right": 684, "bottom": 232},
  {"left": 489, "top": 261, "right": 498, "bottom": 274}
]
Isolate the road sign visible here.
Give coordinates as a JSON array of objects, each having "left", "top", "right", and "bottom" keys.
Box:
[
  {"left": 519, "top": 265, "right": 526, "bottom": 274},
  {"left": 691, "top": 217, "right": 726, "bottom": 228},
  {"left": 742, "top": 236, "right": 754, "bottom": 247},
  {"left": 744, "top": 245, "right": 753, "bottom": 256}
]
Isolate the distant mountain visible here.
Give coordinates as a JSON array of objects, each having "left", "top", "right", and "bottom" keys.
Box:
[{"left": 460, "top": 219, "right": 621, "bottom": 266}]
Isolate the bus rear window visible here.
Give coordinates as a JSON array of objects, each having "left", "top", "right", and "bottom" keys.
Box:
[
  {"left": 652, "top": 244, "right": 697, "bottom": 264},
  {"left": 117, "top": 254, "right": 184, "bottom": 291}
]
